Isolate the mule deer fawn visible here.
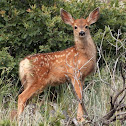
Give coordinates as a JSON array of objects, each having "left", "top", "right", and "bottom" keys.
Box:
[{"left": 18, "top": 8, "right": 99, "bottom": 122}]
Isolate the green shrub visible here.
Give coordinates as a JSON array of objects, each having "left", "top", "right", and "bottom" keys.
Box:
[
  {"left": 0, "top": 48, "right": 16, "bottom": 69},
  {"left": 0, "top": 0, "right": 125, "bottom": 60}
]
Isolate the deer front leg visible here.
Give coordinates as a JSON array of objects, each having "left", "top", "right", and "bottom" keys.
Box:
[{"left": 71, "top": 78, "right": 85, "bottom": 122}]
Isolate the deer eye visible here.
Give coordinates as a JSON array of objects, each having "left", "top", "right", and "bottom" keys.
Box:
[
  {"left": 85, "top": 26, "right": 89, "bottom": 29},
  {"left": 74, "top": 26, "right": 77, "bottom": 29}
]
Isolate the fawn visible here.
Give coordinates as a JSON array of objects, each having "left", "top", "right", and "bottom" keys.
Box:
[{"left": 18, "top": 8, "right": 99, "bottom": 122}]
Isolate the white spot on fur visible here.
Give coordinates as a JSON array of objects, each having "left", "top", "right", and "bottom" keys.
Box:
[
  {"left": 62, "top": 54, "right": 65, "bottom": 57},
  {"left": 78, "top": 60, "right": 81, "bottom": 64},
  {"left": 33, "top": 57, "right": 38, "bottom": 63},
  {"left": 46, "top": 63, "right": 49, "bottom": 67},
  {"left": 40, "top": 61, "right": 44, "bottom": 64},
  {"left": 44, "top": 58, "right": 47, "bottom": 61},
  {"left": 56, "top": 59, "right": 63, "bottom": 63}
]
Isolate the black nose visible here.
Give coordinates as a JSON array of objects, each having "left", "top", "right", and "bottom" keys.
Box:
[{"left": 79, "top": 31, "right": 85, "bottom": 36}]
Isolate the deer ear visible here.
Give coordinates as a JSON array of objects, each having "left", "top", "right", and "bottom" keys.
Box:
[
  {"left": 60, "top": 8, "right": 74, "bottom": 26},
  {"left": 87, "top": 7, "right": 100, "bottom": 25}
]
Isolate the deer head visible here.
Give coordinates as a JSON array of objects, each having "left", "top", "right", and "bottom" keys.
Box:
[{"left": 60, "top": 8, "right": 100, "bottom": 41}]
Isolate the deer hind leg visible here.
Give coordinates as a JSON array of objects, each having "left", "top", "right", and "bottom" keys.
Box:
[
  {"left": 71, "top": 78, "right": 85, "bottom": 122},
  {"left": 18, "top": 82, "right": 44, "bottom": 116},
  {"left": 18, "top": 59, "right": 44, "bottom": 116}
]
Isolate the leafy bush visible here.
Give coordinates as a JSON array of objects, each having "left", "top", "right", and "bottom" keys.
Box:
[
  {"left": 0, "top": 0, "right": 125, "bottom": 57},
  {"left": 0, "top": 48, "right": 16, "bottom": 69}
]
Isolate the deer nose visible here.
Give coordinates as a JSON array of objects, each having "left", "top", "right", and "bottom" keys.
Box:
[{"left": 79, "top": 31, "right": 85, "bottom": 36}]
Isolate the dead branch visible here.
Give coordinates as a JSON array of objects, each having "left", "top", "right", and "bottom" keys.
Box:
[
  {"left": 98, "top": 62, "right": 126, "bottom": 125},
  {"left": 112, "top": 86, "right": 126, "bottom": 105},
  {"left": 117, "top": 104, "right": 126, "bottom": 111}
]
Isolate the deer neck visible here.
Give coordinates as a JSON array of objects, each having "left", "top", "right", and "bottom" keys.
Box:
[{"left": 74, "top": 34, "right": 96, "bottom": 60}]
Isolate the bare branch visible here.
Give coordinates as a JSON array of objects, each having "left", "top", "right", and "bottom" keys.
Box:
[
  {"left": 120, "top": 62, "right": 126, "bottom": 88},
  {"left": 113, "top": 86, "right": 126, "bottom": 105}
]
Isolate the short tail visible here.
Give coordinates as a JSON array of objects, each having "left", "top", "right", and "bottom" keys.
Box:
[{"left": 19, "top": 58, "right": 32, "bottom": 89}]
